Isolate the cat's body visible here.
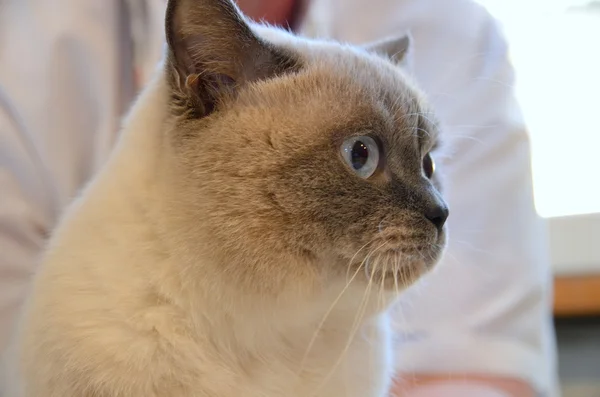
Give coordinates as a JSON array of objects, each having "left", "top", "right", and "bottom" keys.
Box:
[
  {"left": 6, "top": 77, "right": 394, "bottom": 397},
  {"left": 3, "top": 1, "right": 448, "bottom": 396}
]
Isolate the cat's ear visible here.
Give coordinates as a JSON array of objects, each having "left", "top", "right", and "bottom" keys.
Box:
[
  {"left": 165, "top": 0, "right": 297, "bottom": 117},
  {"left": 363, "top": 33, "right": 412, "bottom": 68}
]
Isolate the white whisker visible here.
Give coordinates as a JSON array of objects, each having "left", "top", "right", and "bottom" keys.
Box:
[
  {"left": 300, "top": 239, "right": 380, "bottom": 373},
  {"left": 309, "top": 243, "right": 385, "bottom": 396}
]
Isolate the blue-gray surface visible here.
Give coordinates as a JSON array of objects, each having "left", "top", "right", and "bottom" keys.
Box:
[{"left": 556, "top": 317, "right": 600, "bottom": 397}]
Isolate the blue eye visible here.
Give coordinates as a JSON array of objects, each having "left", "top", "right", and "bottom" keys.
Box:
[
  {"left": 423, "top": 153, "right": 435, "bottom": 178},
  {"left": 340, "top": 136, "right": 380, "bottom": 179}
]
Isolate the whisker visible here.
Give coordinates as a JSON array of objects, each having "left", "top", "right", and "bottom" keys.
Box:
[
  {"left": 395, "top": 111, "right": 438, "bottom": 127},
  {"left": 416, "top": 126, "right": 432, "bottom": 139},
  {"left": 310, "top": 263, "right": 375, "bottom": 396},
  {"left": 345, "top": 236, "right": 379, "bottom": 283},
  {"left": 394, "top": 254, "right": 400, "bottom": 297},
  {"left": 310, "top": 243, "right": 386, "bottom": 396},
  {"left": 377, "top": 254, "right": 387, "bottom": 312},
  {"left": 448, "top": 239, "right": 494, "bottom": 256},
  {"left": 300, "top": 239, "right": 380, "bottom": 372}
]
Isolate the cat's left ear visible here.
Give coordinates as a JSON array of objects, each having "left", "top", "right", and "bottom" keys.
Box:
[
  {"left": 363, "top": 33, "right": 413, "bottom": 68},
  {"left": 164, "top": 0, "right": 297, "bottom": 118}
]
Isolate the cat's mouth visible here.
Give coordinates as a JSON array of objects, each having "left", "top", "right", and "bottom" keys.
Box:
[
  {"left": 365, "top": 249, "right": 438, "bottom": 289},
  {"left": 346, "top": 235, "right": 444, "bottom": 291}
]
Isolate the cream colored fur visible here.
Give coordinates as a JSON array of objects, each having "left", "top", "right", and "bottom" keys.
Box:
[
  {"left": 2, "top": 1, "right": 448, "bottom": 395},
  {"left": 3, "top": 75, "right": 394, "bottom": 397}
]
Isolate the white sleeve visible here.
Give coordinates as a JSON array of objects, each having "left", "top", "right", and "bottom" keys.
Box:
[
  {"left": 0, "top": 0, "right": 122, "bottom": 352},
  {"left": 0, "top": 88, "right": 52, "bottom": 353},
  {"left": 320, "top": 0, "right": 558, "bottom": 395}
]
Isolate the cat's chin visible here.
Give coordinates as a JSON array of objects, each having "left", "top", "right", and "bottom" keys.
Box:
[
  {"left": 365, "top": 255, "right": 434, "bottom": 291},
  {"left": 332, "top": 222, "right": 448, "bottom": 294},
  {"left": 341, "top": 241, "right": 444, "bottom": 293},
  {"left": 360, "top": 259, "right": 430, "bottom": 292}
]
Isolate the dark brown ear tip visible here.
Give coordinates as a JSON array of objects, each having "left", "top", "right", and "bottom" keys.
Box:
[
  {"left": 164, "top": 0, "right": 299, "bottom": 118},
  {"left": 361, "top": 32, "right": 413, "bottom": 65},
  {"left": 164, "top": 0, "right": 179, "bottom": 47},
  {"left": 164, "top": 0, "right": 245, "bottom": 45}
]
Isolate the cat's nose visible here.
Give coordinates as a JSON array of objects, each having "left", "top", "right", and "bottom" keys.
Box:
[{"left": 425, "top": 203, "right": 449, "bottom": 232}]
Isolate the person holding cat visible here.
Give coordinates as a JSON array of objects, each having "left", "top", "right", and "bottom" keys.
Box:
[{"left": 0, "top": 0, "right": 557, "bottom": 396}]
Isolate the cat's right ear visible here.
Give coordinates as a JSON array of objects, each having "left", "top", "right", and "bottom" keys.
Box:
[
  {"left": 165, "top": 0, "right": 297, "bottom": 117},
  {"left": 362, "top": 33, "right": 413, "bottom": 70}
]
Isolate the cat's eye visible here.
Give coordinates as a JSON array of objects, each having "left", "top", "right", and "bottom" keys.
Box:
[
  {"left": 340, "top": 136, "right": 380, "bottom": 179},
  {"left": 423, "top": 153, "right": 435, "bottom": 179}
]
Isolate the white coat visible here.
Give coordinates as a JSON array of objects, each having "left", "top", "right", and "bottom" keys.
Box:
[{"left": 0, "top": 0, "right": 558, "bottom": 395}]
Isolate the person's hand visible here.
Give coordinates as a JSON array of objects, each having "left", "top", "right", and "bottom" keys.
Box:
[
  {"left": 391, "top": 375, "right": 536, "bottom": 397},
  {"left": 398, "top": 384, "right": 512, "bottom": 397}
]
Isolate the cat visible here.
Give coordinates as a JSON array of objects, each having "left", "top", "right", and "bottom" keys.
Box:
[{"left": 2, "top": 0, "right": 448, "bottom": 395}]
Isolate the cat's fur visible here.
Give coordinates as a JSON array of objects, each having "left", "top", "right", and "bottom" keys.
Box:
[{"left": 3, "top": 0, "right": 448, "bottom": 396}]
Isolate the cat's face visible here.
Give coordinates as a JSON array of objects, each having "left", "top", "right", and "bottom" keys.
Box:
[{"left": 162, "top": 0, "right": 448, "bottom": 294}]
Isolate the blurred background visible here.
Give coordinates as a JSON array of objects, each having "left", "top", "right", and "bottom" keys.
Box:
[{"left": 476, "top": 1, "right": 600, "bottom": 396}]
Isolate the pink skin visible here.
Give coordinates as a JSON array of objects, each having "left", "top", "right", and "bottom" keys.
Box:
[{"left": 235, "top": 0, "right": 297, "bottom": 25}]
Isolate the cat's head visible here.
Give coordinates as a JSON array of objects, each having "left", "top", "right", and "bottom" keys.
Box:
[{"left": 161, "top": 0, "right": 448, "bottom": 296}]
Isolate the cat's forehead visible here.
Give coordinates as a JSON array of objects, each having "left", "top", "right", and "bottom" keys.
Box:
[
  {"left": 245, "top": 25, "right": 438, "bottom": 143},
  {"left": 255, "top": 25, "right": 418, "bottom": 97}
]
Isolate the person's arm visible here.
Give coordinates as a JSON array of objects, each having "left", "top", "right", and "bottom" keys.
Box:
[
  {"left": 0, "top": 0, "right": 124, "bottom": 353},
  {"left": 311, "top": 0, "right": 557, "bottom": 396},
  {"left": 392, "top": 4, "right": 555, "bottom": 397},
  {"left": 388, "top": 4, "right": 557, "bottom": 395},
  {"left": 0, "top": 88, "right": 52, "bottom": 353},
  {"left": 393, "top": 374, "right": 534, "bottom": 397}
]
